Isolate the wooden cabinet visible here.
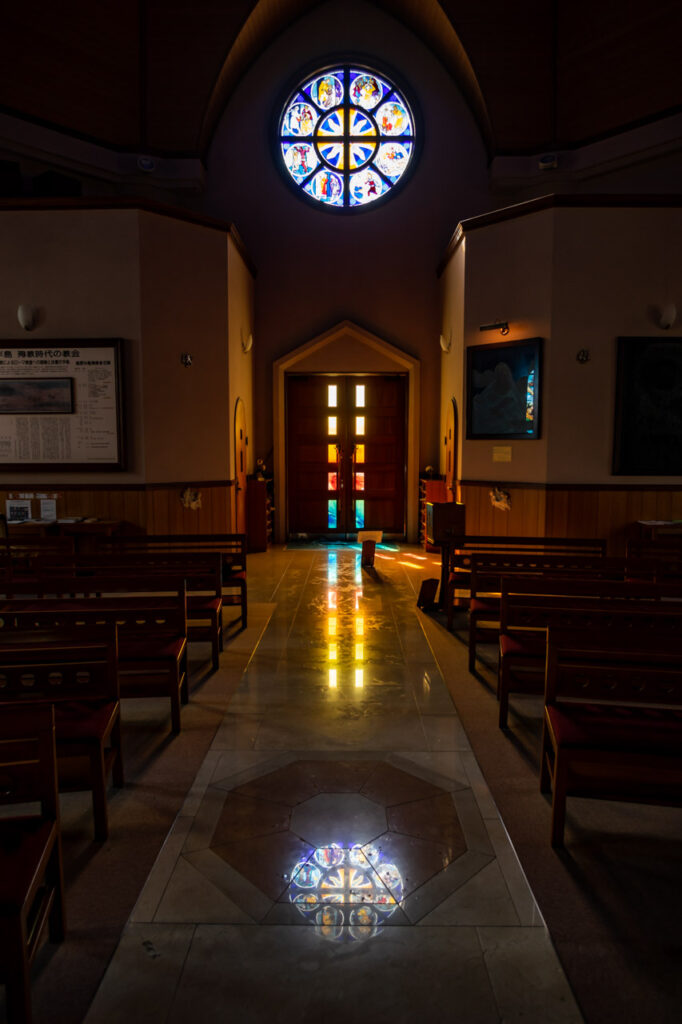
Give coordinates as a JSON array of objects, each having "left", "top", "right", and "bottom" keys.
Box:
[
  {"left": 419, "top": 478, "right": 447, "bottom": 550},
  {"left": 246, "top": 478, "right": 273, "bottom": 552}
]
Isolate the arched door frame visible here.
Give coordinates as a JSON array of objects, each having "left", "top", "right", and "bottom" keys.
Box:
[{"left": 273, "top": 321, "right": 421, "bottom": 543}]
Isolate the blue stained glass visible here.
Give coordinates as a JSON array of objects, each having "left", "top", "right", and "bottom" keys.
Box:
[
  {"left": 328, "top": 499, "right": 338, "bottom": 529},
  {"left": 279, "top": 64, "right": 415, "bottom": 210},
  {"left": 355, "top": 500, "right": 365, "bottom": 528}
]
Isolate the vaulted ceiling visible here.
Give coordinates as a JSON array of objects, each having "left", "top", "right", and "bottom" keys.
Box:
[{"left": 1, "top": 0, "right": 680, "bottom": 162}]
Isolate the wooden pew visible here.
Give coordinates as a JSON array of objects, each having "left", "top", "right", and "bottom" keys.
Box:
[
  {"left": 36, "top": 549, "right": 224, "bottom": 670},
  {"left": 0, "top": 582, "right": 188, "bottom": 734},
  {"left": 446, "top": 535, "right": 607, "bottom": 628},
  {"left": 497, "top": 578, "right": 682, "bottom": 728},
  {"left": 465, "top": 553, "right": 658, "bottom": 671},
  {"left": 0, "top": 631, "right": 122, "bottom": 840},
  {"left": 0, "top": 704, "right": 65, "bottom": 1024},
  {"left": 540, "top": 628, "right": 682, "bottom": 847},
  {"left": 97, "top": 533, "right": 248, "bottom": 628}
]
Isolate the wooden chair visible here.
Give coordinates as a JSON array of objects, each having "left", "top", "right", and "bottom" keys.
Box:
[
  {"left": 0, "top": 630, "right": 123, "bottom": 840},
  {"left": 0, "top": 704, "right": 66, "bottom": 1024}
]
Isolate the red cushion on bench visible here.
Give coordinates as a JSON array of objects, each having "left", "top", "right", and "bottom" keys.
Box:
[
  {"left": 188, "top": 597, "right": 221, "bottom": 612},
  {"left": 546, "top": 704, "right": 682, "bottom": 755},
  {"left": 54, "top": 700, "right": 118, "bottom": 739},
  {"left": 119, "top": 638, "right": 186, "bottom": 660},
  {"left": 499, "top": 633, "right": 546, "bottom": 657},
  {"left": 470, "top": 598, "right": 500, "bottom": 614}
]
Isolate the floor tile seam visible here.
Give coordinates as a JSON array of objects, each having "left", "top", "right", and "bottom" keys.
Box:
[{"left": 161, "top": 922, "right": 198, "bottom": 1024}]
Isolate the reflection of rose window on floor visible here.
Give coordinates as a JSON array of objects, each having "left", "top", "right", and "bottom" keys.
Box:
[
  {"left": 279, "top": 66, "right": 416, "bottom": 209},
  {"left": 290, "top": 843, "right": 404, "bottom": 942}
]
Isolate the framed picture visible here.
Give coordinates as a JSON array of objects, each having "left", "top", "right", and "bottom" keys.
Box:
[
  {"left": 0, "top": 340, "right": 125, "bottom": 470},
  {"left": 466, "top": 337, "right": 542, "bottom": 440},
  {"left": 612, "top": 336, "right": 682, "bottom": 475},
  {"left": 0, "top": 377, "right": 73, "bottom": 415}
]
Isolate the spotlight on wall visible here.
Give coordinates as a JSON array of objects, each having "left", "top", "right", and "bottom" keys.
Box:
[
  {"left": 17, "top": 304, "right": 37, "bottom": 331},
  {"left": 241, "top": 332, "right": 253, "bottom": 353},
  {"left": 479, "top": 321, "right": 509, "bottom": 336},
  {"left": 439, "top": 333, "right": 451, "bottom": 353},
  {"left": 180, "top": 353, "right": 193, "bottom": 367},
  {"left": 659, "top": 303, "right": 677, "bottom": 330}
]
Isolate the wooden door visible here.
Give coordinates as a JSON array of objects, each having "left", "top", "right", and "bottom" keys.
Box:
[
  {"left": 234, "top": 398, "right": 247, "bottom": 533},
  {"left": 286, "top": 374, "right": 406, "bottom": 537},
  {"left": 444, "top": 397, "right": 458, "bottom": 501}
]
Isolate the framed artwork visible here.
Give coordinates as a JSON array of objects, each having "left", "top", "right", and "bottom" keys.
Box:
[
  {"left": 612, "top": 336, "right": 682, "bottom": 475},
  {"left": 0, "top": 378, "right": 73, "bottom": 415},
  {"left": 466, "top": 337, "right": 542, "bottom": 440},
  {"left": 0, "top": 339, "right": 125, "bottom": 470}
]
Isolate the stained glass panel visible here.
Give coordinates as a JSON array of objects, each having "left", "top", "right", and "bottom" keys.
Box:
[
  {"left": 328, "top": 443, "right": 337, "bottom": 462},
  {"left": 279, "top": 65, "right": 415, "bottom": 210},
  {"left": 356, "top": 416, "right": 365, "bottom": 435},
  {"left": 355, "top": 384, "right": 365, "bottom": 407},
  {"left": 328, "top": 384, "right": 337, "bottom": 407},
  {"left": 355, "top": 472, "right": 365, "bottom": 491},
  {"left": 355, "top": 499, "right": 365, "bottom": 528},
  {"left": 328, "top": 499, "right": 338, "bottom": 529},
  {"left": 328, "top": 415, "right": 337, "bottom": 435},
  {"left": 328, "top": 472, "right": 337, "bottom": 491},
  {"left": 355, "top": 443, "right": 365, "bottom": 462}
]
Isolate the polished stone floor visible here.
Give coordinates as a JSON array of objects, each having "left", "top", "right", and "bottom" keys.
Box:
[{"left": 86, "top": 544, "right": 583, "bottom": 1023}]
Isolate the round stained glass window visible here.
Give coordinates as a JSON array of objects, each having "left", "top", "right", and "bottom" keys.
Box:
[{"left": 278, "top": 65, "right": 416, "bottom": 209}]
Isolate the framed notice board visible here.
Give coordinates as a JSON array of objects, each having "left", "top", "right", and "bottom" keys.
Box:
[{"left": 0, "top": 339, "right": 125, "bottom": 470}]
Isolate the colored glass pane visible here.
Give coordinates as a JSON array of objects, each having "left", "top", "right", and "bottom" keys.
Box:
[
  {"left": 328, "top": 444, "right": 337, "bottom": 462},
  {"left": 356, "top": 416, "right": 365, "bottom": 435},
  {"left": 328, "top": 472, "right": 337, "bottom": 491},
  {"left": 355, "top": 643, "right": 364, "bottom": 660},
  {"left": 355, "top": 472, "right": 365, "bottom": 491},
  {"left": 328, "top": 667, "right": 337, "bottom": 687},
  {"left": 355, "top": 384, "right": 365, "bottom": 407},
  {"left": 328, "top": 384, "right": 337, "bottom": 407},
  {"left": 328, "top": 415, "right": 337, "bottom": 434},
  {"left": 328, "top": 499, "right": 338, "bottom": 529},
  {"left": 355, "top": 499, "right": 365, "bottom": 528},
  {"left": 279, "top": 65, "right": 415, "bottom": 210},
  {"left": 355, "top": 443, "right": 365, "bottom": 463},
  {"left": 355, "top": 668, "right": 364, "bottom": 688}
]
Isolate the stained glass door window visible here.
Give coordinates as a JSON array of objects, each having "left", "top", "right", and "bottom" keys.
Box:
[{"left": 279, "top": 66, "right": 416, "bottom": 210}]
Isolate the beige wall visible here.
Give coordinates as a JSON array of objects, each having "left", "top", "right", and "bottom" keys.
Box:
[
  {"left": 138, "top": 211, "right": 230, "bottom": 482},
  {"left": 0, "top": 207, "right": 143, "bottom": 484},
  {"left": 549, "top": 206, "right": 682, "bottom": 483},
  {"left": 443, "top": 203, "right": 682, "bottom": 489}
]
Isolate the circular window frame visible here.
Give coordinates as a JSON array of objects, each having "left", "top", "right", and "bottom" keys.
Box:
[{"left": 274, "top": 59, "right": 420, "bottom": 214}]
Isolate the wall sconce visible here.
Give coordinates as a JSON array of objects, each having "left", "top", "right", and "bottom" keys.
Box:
[
  {"left": 241, "top": 331, "right": 253, "bottom": 353},
  {"left": 658, "top": 303, "right": 677, "bottom": 330},
  {"left": 439, "top": 333, "right": 451, "bottom": 353},
  {"left": 17, "top": 305, "right": 37, "bottom": 331},
  {"left": 479, "top": 321, "right": 509, "bottom": 336},
  {"left": 180, "top": 353, "right": 193, "bottom": 367}
]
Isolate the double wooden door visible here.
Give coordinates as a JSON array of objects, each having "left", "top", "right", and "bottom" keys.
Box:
[{"left": 286, "top": 374, "right": 406, "bottom": 537}]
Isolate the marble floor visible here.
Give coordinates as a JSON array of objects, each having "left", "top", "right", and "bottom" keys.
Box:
[{"left": 85, "top": 544, "right": 583, "bottom": 1023}]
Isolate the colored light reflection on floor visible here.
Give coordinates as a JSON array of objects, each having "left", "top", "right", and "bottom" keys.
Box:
[{"left": 289, "top": 843, "right": 403, "bottom": 943}]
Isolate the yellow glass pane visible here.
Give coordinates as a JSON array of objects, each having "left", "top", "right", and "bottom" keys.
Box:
[
  {"left": 328, "top": 384, "right": 337, "bottom": 407},
  {"left": 355, "top": 617, "right": 364, "bottom": 636},
  {"left": 328, "top": 444, "right": 337, "bottom": 462},
  {"left": 328, "top": 617, "right": 337, "bottom": 636},
  {"left": 355, "top": 444, "right": 365, "bottom": 463},
  {"left": 355, "top": 384, "right": 365, "bottom": 407},
  {"left": 328, "top": 415, "right": 337, "bottom": 435},
  {"left": 355, "top": 642, "right": 364, "bottom": 660},
  {"left": 328, "top": 643, "right": 337, "bottom": 661},
  {"left": 355, "top": 416, "right": 365, "bottom": 435}
]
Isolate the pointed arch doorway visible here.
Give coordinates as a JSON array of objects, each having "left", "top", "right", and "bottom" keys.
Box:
[{"left": 274, "top": 321, "right": 420, "bottom": 543}]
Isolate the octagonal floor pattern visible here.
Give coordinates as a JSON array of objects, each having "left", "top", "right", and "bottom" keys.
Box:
[{"left": 87, "top": 546, "right": 583, "bottom": 1024}]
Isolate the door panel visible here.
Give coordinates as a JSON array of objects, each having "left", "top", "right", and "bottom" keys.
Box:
[
  {"left": 234, "top": 398, "right": 247, "bottom": 533},
  {"left": 286, "top": 374, "right": 406, "bottom": 537}
]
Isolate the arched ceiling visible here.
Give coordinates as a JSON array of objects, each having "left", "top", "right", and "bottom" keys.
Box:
[{"left": 1, "top": 0, "right": 680, "bottom": 162}]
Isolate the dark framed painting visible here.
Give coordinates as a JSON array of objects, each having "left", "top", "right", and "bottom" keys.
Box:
[
  {"left": 0, "top": 377, "right": 73, "bottom": 414},
  {"left": 612, "top": 336, "right": 682, "bottom": 475},
  {"left": 466, "top": 337, "right": 542, "bottom": 440}
]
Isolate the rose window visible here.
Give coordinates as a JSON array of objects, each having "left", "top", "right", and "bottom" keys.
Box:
[{"left": 278, "top": 66, "right": 416, "bottom": 209}]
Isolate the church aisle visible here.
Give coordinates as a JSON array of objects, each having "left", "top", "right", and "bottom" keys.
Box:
[{"left": 86, "top": 545, "right": 582, "bottom": 1024}]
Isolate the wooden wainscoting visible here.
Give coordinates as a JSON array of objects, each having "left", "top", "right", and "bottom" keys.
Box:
[
  {"left": 0, "top": 482, "right": 235, "bottom": 535},
  {"left": 459, "top": 482, "right": 682, "bottom": 554}
]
